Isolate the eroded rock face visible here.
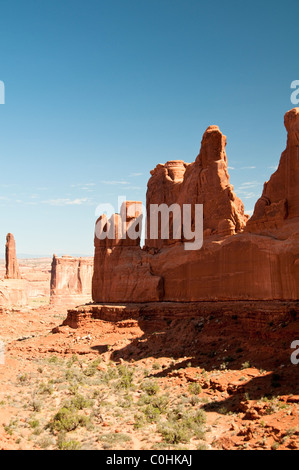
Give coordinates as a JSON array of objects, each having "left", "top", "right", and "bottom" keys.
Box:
[
  {"left": 145, "top": 125, "right": 248, "bottom": 250},
  {"left": 246, "top": 108, "right": 299, "bottom": 235},
  {"left": 148, "top": 231, "right": 299, "bottom": 301},
  {"left": 0, "top": 279, "right": 28, "bottom": 307},
  {"left": 50, "top": 255, "right": 93, "bottom": 305},
  {"left": 92, "top": 201, "right": 163, "bottom": 302},
  {"left": 5, "top": 233, "right": 21, "bottom": 280},
  {"left": 92, "top": 109, "right": 299, "bottom": 303}
]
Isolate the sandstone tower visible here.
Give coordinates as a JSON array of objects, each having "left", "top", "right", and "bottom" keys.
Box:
[{"left": 5, "top": 233, "right": 21, "bottom": 280}]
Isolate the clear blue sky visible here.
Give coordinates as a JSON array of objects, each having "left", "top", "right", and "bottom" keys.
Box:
[{"left": 0, "top": 0, "right": 298, "bottom": 256}]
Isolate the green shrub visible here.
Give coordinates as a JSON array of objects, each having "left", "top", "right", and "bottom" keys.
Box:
[
  {"left": 99, "top": 433, "right": 132, "bottom": 447},
  {"left": 188, "top": 383, "right": 202, "bottom": 395},
  {"left": 141, "top": 380, "right": 160, "bottom": 396},
  {"left": 159, "top": 408, "right": 206, "bottom": 443},
  {"left": 158, "top": 421, "right": 191, "bottom": 444},
  {"left": 143, "top": 404, "right": 162, "bottom": 422},
  {"left": 83, "top": 359, "right": 101, "bottom": 377},
  {"left": 28, "top": 419, "right": 40, "bottom": 429},
  {"left": 57, "top": 432, "right": 81, "bottom": 450},
  {"left": 116, "top": 365, "right": 134, "bottom": 390},
  {"left": 38, "top": 382, "right": 54, "bottom": 395},
  {"left": 31, "top": 399, "right": 42, "bottom": 412},
  {"left": 241, "top": 361, "right": 251, "bottom": 370},
  {"left": 49, "top": 356, "right": 59, "bottom": 364},
  {"left": 152, "top": 362, "right": 161, "bottom": 370},
  {"left": 134, "top": 413, "right": 146, "bottom": 429},
  {"left": 49, "top": 407, "right": 81, "bottom": 432},
  {"left": 70, "top": 394, "right": 93, "bottom": 410}
]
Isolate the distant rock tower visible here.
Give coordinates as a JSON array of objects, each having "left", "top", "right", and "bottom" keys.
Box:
[{"left": 5, "top": 233, "right": 21, "bottom": 279}]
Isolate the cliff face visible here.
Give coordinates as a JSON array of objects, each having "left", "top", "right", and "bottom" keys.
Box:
[
  {"left": 92, "top": 108, "right": 299, "bottom": 303},
  {"left": 246, "top": 108, "right": 299, "bottom": 236},
  {"left": 92, "top": 202, "right": 163, "bottom": 302},
  {"left": 146, "top": 125, "right": 248, "bottom": 250},
  {"left": 0, "top": 279, "right": 28, "bottom": 307},
  {"left": 50, "top": 255, "right": 93, "bottom": 305}
]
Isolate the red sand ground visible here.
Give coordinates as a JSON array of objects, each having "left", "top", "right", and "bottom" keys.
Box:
[{"left": 0, "top": 300, "right": 298, "bottom": 450}]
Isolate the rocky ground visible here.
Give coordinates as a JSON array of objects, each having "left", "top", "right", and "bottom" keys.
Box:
[{"left": 0, "top": 300, "right": 298, "bottom": 451}]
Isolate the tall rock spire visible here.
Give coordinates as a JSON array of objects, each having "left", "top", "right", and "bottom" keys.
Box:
[
  {"left": 5, "top": 233, "right": 21, "bottom": 279},
  {"left": 145, "top": 125, "right": 248, "bottom": 249},
  {"left": 246, "top": 108, "right": 299, "bottom": 232}
]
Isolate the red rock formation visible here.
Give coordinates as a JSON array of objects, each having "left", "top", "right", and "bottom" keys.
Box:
[
  {"left": 65, "top": 300, "right": 299, "bottom": 329},
  {"left": 50, "top": 255, "right": 93, "bottom": 305},
  {"left": 0, "top": 234, "right": 28, "bottom": 307},
  {"left": 246, "top": 108, "right": 299, "bottom": 236},
  {"left": 92, "top": 201, "right": 163, "bottom": 302},
  {"left": 0, "top": 279, "right": 28, "bottom": 307},
  {"left": 91, "top": 109, "right": 299, "bottom": 303},
  {"left": 5, "top": 233, "right": 21, "bottom": 279},
  {"left": 146, "top": 125, "right": 248, "bottom": 250}
]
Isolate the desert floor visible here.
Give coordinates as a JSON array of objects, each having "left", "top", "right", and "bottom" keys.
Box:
[{"left": 0, "top": 283, "right": 298, "bottom": 451}]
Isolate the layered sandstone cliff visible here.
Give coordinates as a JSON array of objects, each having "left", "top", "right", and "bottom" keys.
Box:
[
  {"left": 0, "top": 279, "right": 28, "bottom": 307},
  {"left": 92, "top": 109, "right": 299, "bottom": 303},
  {"left": 146, "top": 125, "right": 248, "bottom": 249},
  {"left": 50, "top": 255, "right": 93, "bottom": 306},
  {"left": 92, "top": 202, "right": 163, "bottom": 302}
]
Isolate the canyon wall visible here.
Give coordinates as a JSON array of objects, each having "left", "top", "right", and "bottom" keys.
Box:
[
  {"left": 0, "top": 279, "right": 28, "bottom": 308},
  {"left": 50, "top": 255, "right": 93, "bottom": 306},
  {"left": 92, "top": 202, "right": 163, "bottom": 302},
  {"left": 92, "top": 108, "right": 299, "bottom": 303}
]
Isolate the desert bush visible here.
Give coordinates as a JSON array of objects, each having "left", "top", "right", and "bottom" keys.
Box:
[
  {"left": 116, "top": 364, "right": 134, "bottom": 390},
  {"left": 38, "top": 436, "right": 55, "bottom": 449},
  {"left": 57, "top": 432, "right": 81, "bottom": 450},
  {"left": 159, "top": 407, "right": 206, "bottom": 444},
  {"left": 134, "top": 413, "right": 147, "bottom": 429},
  {"left": 157, "top": 421, "right": 191, "bottom": 444},
  {"left": 70, "top": 394, "right": 93, "bottom": 410},
  {"left": 31, "top": 399, "right": 42, "bottom": 412},
  {"left": 152, "top": 362, "right": 161, "bottom": 370},
  {"left": 28, "top": 419, "right": 40, "bottom": 429},
  {"left": 241, "top": 361, "right": 251, "bottom": 370},
  {"left": 48, "top": 407, "right": 88, "bottom": 432},
  {"left": 38, "top": 381, "right": 54, "bottom": 395},
  {"left": 83, "top": 358, "right": 101, "bottom": 377},
  {"left": 65, "top": 369, "right": 84, "bottom": 384},
  {"left": 188, "top": 383, "right": 202, "bottom": 395},
  {"left": 141, "top": 380, "right": 160, "bottom": 396},
  {"left": 99, "top": 432, "right": 132, "bottom": 449}
]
